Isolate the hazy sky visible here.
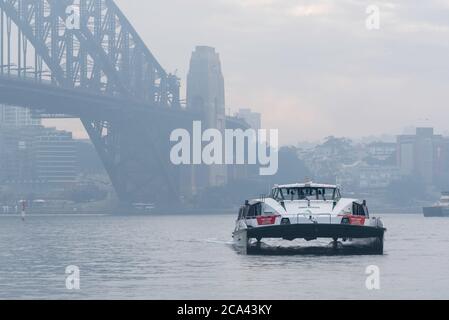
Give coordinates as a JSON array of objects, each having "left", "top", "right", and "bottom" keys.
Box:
[{"left": 48, "top": 0, "right": 449, "bottom": 146}]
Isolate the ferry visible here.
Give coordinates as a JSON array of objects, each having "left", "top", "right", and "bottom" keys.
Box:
[
  {"left": 233, "top": 182, "right": 386, "bottom": 255},
  {"left": 423, "top": 192, "right": 449, "bottom": 217}
]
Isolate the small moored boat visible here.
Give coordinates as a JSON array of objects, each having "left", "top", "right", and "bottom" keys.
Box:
[
  {"left": 233, "top": 182, "right": 386, "bottom": 255},
  {"left": 423, "top": 192, "right": 449, "bottom": 217}
]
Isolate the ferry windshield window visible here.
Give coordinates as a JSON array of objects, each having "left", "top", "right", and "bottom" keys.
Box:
[
  {"left": 247, "top": 203, "right": 262, "bottom": 218},
  {"left": 353, "top": 203, "right": 367, "bottom": 216},
  {"left": 274, "top": 188, "right": 338, "bottom": 201},
  {"left": 302, "top": 188, "right": 317, "bottom": 199},
  {"left": 318, "top": 188, "right": 338, "bottom": 201}
]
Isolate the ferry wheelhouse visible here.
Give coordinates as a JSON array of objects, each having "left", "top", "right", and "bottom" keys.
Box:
[{"left": 233, "top": 182, "right": 386, "bottom": 254}]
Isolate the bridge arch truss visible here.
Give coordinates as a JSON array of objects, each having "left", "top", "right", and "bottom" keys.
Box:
[
  {"left": 0, "top": 0, "right": 180, "bottom": 107},
  {"left": 0, "top": 0, "right": 186, "bottom": 205}
]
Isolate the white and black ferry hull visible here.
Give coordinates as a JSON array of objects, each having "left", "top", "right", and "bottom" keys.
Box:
[{"left": 233, "top": 224, "right": 386, "bottom": 255}]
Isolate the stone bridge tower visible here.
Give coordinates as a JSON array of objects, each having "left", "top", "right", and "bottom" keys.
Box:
[{"left": 187, "top": 46, "right": 228, "bottom": 193}]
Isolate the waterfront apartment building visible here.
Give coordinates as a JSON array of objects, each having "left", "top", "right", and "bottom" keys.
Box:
[
  {"left": 33, "top": 129, "right": 77, "bottom": 185},
  {"left": 367, "top": 142, "right": 397, "bottom": 161},
  {"left": 337, "top": 161, "right": 400, "bottom": 191},
  {"left": 0, "top": 124, "right": 78, "bottom": 187}
]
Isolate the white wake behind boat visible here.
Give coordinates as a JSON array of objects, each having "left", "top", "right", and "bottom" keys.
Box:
[{"left": 233, "top": 182, "right": 386, "bottom": 255}]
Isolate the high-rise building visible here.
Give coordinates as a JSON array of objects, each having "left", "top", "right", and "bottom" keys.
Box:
[
  {"left": 0, "top": 106, "right": 41, "bottom": 185},
  {"left": 0, "top": 105, "right": 41, "bottom": 127},
  {"left": 235, "top": 108, "right": 262, "bottom": 131},
  {"left": 33, "top": 129, "right": 77, "bottom": 185},
  {"left": 186, "top": 46, "right": 227, "bottom": 191},
  {"left": 0, "top": 126, "right": 77, "bottom": 187},
  {"left": 0, "top": 126, "right": 37, "bottom": 184},
  {"left": 397, "top": 127, "right": 447, "bottom": 185}
]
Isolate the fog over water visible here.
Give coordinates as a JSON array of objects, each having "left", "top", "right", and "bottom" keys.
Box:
[
  {"left": 1, "top": 0, "right": 449, "bottom": 302},
  {"left": 0, "top": 214, "right": 448, "bottom": 300}
]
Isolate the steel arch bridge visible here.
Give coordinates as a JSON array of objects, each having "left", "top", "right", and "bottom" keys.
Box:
[{"left": 0, "top": 0, "right": 197, "bottom": 206}]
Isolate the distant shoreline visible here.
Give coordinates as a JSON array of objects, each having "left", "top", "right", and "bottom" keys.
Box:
[{"left": 0, "top": 210, "right": 423, "bottom": 217}]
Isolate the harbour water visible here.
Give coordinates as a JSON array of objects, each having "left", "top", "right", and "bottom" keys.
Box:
[{"left": 0, "top": 213, "right": 448, "bottom": 300}]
